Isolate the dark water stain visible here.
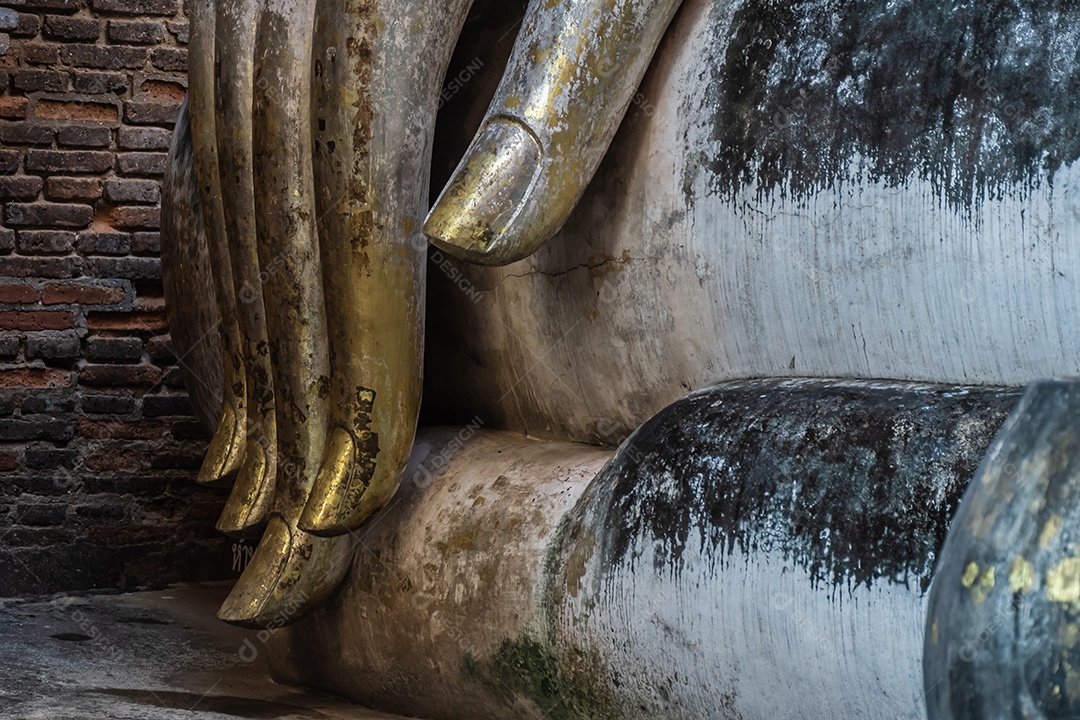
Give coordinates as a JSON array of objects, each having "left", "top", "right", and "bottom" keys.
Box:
[
  {"left": 50, "top": 632, "right": 92, "bottom": 642},
  {"left": 95, "top": 688, "right": 329, "bottom": 719},
  {"left": 696, "top": 0, "right": 1080, "bottom": 212},
  {"left": 585, "top": 380, "right": 1019, "bottom": 593},
  {"left": 117, "top": 615, "right": 171, "bottom": 625}
]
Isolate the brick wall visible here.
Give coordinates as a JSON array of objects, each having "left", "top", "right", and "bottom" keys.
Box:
[{"left": 0, "top": 0, "right": 228, "bottom": 596}]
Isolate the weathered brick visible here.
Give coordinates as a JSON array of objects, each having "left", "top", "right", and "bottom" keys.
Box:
[
  {"left": 117, "top": 151, "right": 165, "bottom": 176},
  {"left": 22, "top": 0, "right": 82, "bottom": 11},
  {"left": 149, "top": 46, "right": 185, "bottom": 72},
  {"left": 71, "top": 71, "right": 127, "bottom": 94},
  {"left": 106, "top": 19, "right": 162, "bottom": 44},
  {"left": 0, "top": 149, "right": 21, "bottom": 175},
  {"left": 24, "top": 448, "right": 76, "bottom": 469},
  {"left": 57, "top": 125, "right": 111, "bottom": 148},
  {"left": 26, "top": 331, "right": 80, "bottom": 360},
  {"left": 25, "top": 149, "right": 113, "bottom": 173},
  {"left": 0, "top": 256, "right": 83, "bottom": 278},
  {"left": 0, "top": 122, "right": 55, "bottom": 145},
  {"left": 61, "top": 43, "right": 146, "bottom": 69},
  {"left": 5, "top": 202, "right": 93, "bottom": 228},
  {"left": 165, "top": 20, "right": 187, "bottom": 43},
  {"left": 44, "top": 15, "right": 99, "bottom": 42},
  {"left": 142, "top": 394, "right": 191, "bottom": 417},
  {"left": 33, "top": 98, "right": 120, "bottom": 123},
  {"left": 0, "top": 175, "right": 44, "bottom": 200},
  {"left": 0, "top": 450, "right": 17, "bottom": 471},
  {"left": 42, "top": 281, "right": 124, "bottom": 305},
  {"left": 0, "top": 8, "right": 16, "bottom": 31},
  {"left": 91, "top": 255, "right": 160, "bottom": 279},
  {"left": 117, "top": 125, "right": 169, "bottom": 150},
  {"left": 123, "top": 99, "right": 180, "bottom": 126},
  {"left": 103, "top": 206, "right": 159, "bottom": 230},
  {"left": 78, "top": 362, "right": 161, "bottom": 386},
  {"left": 79, "top": 418, "right": 166, "bottom": 439},
  {"left": 104, "top": 178, "right": 158, "bottom": 204},
  {"left": 0, "top": 229, "right": 13, "bottom": 254},
  {"left": 85, "top": 335, "right": 141, "bottom": 361},
  {"left": 86, "top": 310, "right": 165, "bottom": 332},
  {"left": 161, "top": 366, "right": 184, "bottom": 387},
  {"left": 131, "top": 231, "right": 158, "bottom": 254},
  {"left": 45, "top": 176, "right": 102, "bottom": 201},
  {"left": 16, "top": 230, "right": 75, "bottom": 255},
  {"left": 170, "top": 418, "right": 208, "bottom": 440},
  {"left": 0, "top": 284, "right": 39, "bottom": 304},
  {"left": 0, "top": 96, "right": 28, "bottom": 119},
  {"left": 83, "top": 447, "right": 142, "bottom": 471},
  {"left": 0, "top": 367, "right": 71, "bottom": 388},
  {"left": 16, "top": 503, "right": 68, "bottom": 526},
  {"left": 19, "top": 388, "right": 75, "bottom": 413},
  {"left": 12, "top": 69, "right": 69, "bottom": 93},
  {"left": 82, "top": 394, "right": 137, "bottom": 416},
  {"left": 12, "top": 13, "right": 42, "bottom": 38},
  {"left": 145, "top": 334, "right": 174, "bottom": 363},
  {"left": 91, "top": 0, "right": 177, "bottom": 15},
  {"left": 0, "top": 335, "right": 18, "bottom": 358},
  {"left": 0, "top": 418, "right": 74, "bottom": 441},
  {"left": 75, "top": 230, "right": 128, "bottom": 255},
  {"left": 0, "top": 310, "right": 74, "bottom": 330},
  {"left": 22, "top": 43, "right": 61, "bottom": 65},
  {"left": 151, "top": 449, "right": 203, "bottom": 470}
]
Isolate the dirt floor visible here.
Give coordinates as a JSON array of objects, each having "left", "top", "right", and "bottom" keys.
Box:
[{"left": 0, "top": 582, "right": 412, "bottom": 720}]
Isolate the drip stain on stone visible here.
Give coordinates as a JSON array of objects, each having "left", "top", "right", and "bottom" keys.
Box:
[
  {"left": 697, "top": 0, "right": 1080, "bottom": 213},
  {"left": 586, "top": 380, "right": 1020, "bottom": 593}
]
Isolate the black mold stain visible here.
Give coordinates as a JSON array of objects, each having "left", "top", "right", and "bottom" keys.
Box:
[
  {"left": 588, "top": 380, "right": 1019, "bottom": 593},
  {"left": 697, "top": 0, "right": 1080, "bottom": 211}
]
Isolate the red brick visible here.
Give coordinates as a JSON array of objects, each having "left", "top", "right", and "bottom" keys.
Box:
[
  {"left": 42, "top": 282, "right": 123, "bottom": 305},
  {"left": 102, "top": 205, "right": 160, "bottom": 230},
  {"left": 0, "top": 96, "right": 28, "bottom": 119},
  {"left": 0, "top": 450, "right": 17, "bottom": 471},
  {"left": 123, "top": 100, "right": 180, "bottom": 126},
  {"left": 45, "top": 176, "right": 102, "bottom": 201},
  {"left": 0, "top": 256, "right": 83, "bottom": 278},
  {"left": 16, "top": 230, "right": 75, "bottom": 254},
  {"left": 0, "top": 367, "right": 71, "bottom": 388},
  {"left": 0, "top": 176, "right": 44, "bottom": 201},
  {"left": 78, "top": 362, "right": 161, "bottom": 386},
  {"left": 22, "top": 43, "right": 60, "bottom": 65},
  {"left": 117, "top": 151, "right": 166, "bottom": 176},
  {"left": 91, "top": 0, "right": 178, "bottom": 15},
  {"left": 86, "top": 311, "right": 166, "bottom": 332},
  {"left": 79, "top": 419, "right": 167, "bottom": 440},
  {"left": 106, "top": 19, "right": 163, "bottom": 44},
  {"left": 61, "top": 43, "right": 147, "bottom": 69},
  {"left": 84, "top": 447, "right": 143, "bottom": 471},
  {"left": 33, "top": 99, "right": 119, "bottom": 123},
  {"left": 5, "top": 202, "right": 93, "bottom": 228},
  {"left": 12, "top": 69, "right": 70, "bottom": 93},
  {"left": 0, "top": 310, "right": 74, "bottom": 330},
  {"left": 43, "top": 15, "right": 100, "bottom": 41},
  {"left": 25, "top": 150, "right": 114, "bottom": 173},
  {"left": 0, "top": 122, "right": 56, "bottom": 145},
  {"left": 0, "top": 284, "right": 40, "bottom": 304}
]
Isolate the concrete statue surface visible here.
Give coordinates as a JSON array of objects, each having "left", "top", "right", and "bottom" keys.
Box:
[{"left": 161, "top": 0, "right": 1080, "bottom": 717}]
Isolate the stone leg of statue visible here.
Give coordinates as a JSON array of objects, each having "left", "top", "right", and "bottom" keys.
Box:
[
  {"left": 298, "top": 0, "right": 476, "bottom": 536},
  {"left": 217, "top": 0, "right": 351, "bottom": 627},
  {"left": 189, "top": 0, "right": 248, "bottom": 484},
  {"left": 212, "top": 0, "right": 278, "bottom": 538},
  {"left": 424, "top": 0, "right": 685, "bottom": 266}
]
